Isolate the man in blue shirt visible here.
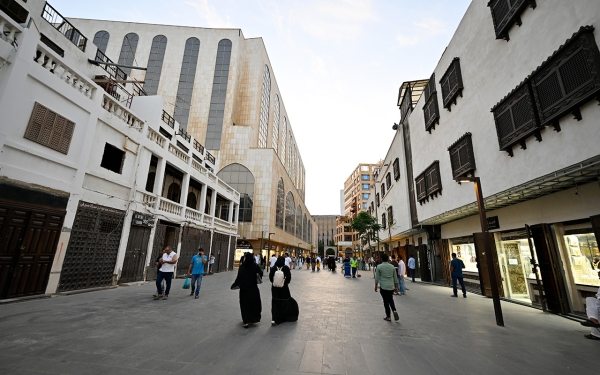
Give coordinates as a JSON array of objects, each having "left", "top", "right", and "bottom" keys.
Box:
[
  {"left": 450, "top": 252, "right": 467, "bottom": 298},
  {"left": 407, "top": 255, "right": 416, "bottom": 282},
  {"left": 187, "top": 248, "right": 207, "bottom": 299}
]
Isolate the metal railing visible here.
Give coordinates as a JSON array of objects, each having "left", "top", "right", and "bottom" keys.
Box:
[
  {"left": 193, "top": 139, "right": 204, "bottom": 155},
  {"left": 41, "top": 2, "right": 87, "bottom": 51},
  {"left": 94, "top": 49, "right": 126, "bottom": 81},
  {"left": 206, "top": 152, "right": 215, "bottom": 165},
  {"left": 161, "top": 110, "right": 175, "bottom": 128},
  {"left": 176, "top": 128, "right": 191, "bottom": 142}
]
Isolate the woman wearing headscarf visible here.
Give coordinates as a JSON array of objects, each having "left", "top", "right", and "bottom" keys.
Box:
[
  {"left": 231, "top": 253, "right": 263, "bottom": 328},
  {"left": 269, "top": 256, "right": 299, "bottom": 326}
]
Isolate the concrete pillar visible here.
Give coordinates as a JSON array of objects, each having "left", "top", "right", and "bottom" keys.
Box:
[
  {"left": 199, "top": 183, "right": 208, "bottom": 215},
  {"left": 227, "top": 199, "right": 234, "bottom": 223},
  {"left": 180, "top": 172, "right": 191, "bottom": 217},
  {"left": 153, "top": 157, "right": 167, "bottom": 209}
]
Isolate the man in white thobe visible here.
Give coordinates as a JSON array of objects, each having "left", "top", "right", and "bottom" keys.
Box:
[
  {"left": 581, "top": 270, "right": 600, "bottom": 340},
  {"left": 269, "top": 254, "right": 277, "bottom": 270}
]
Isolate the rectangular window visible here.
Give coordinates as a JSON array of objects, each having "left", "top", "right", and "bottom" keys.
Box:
[
  {"left": 564, "top": 232, "right": 599, "bottom": 287},
  {"left": 362, "top": 184, "right": 370, "bottom": 190},
  {"left": 381, "top": 183, "right": 386, "bottom": 197},
  {"left": 376, "top": 193, "right": 380, "bottom": 207},
  {"left": 381, "top": 213, "right": 386, "bottom": 229},
  {"left": 488, "top": 0, "right": 536, "bottom": 41},
  {"left": 491, "top": 82, "right": 540, "bottom": 156},
  {"left": 448, "top": 132, "right": 476, "bottom": 180},
  {"left": 362, "top": 203, "right": 367, "bottom": 210},
  {"left": 439, "top": 58, "right": 464, "bottom": 111},
  {"left": 362, "top": 193, "right": 370, "bottom": 199},
  {"left": 386, "top": 173, "right": 392, "bottom": 190},
  {"left": 361, "top": 175, "right": 370, "bottom": 181},
  {"left": 100, "top": 143, "right": 125, "bottom": 174},
  {"left": 387, "top": 206, "right": 393, "bottom": 227},
  {"left": 24, "top": 102, "right": 75, "bottom": 154},
  {"left": 415, "top": 161, "right": 442, "bottom": 205},
  {"left": 393, "top": 158, "right": 400, "bottom": 181},
  {"left": 422, "top": 73, "right": 440, "bottom": 132}
]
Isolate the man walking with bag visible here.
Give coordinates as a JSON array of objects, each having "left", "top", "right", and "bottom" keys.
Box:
[{"left": 188, "top": 248, "right": 207, "bottom": 299}]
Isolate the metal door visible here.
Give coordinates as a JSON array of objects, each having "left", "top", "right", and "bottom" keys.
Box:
[
  {"left": 178, "top": 227, "right": 204, "bottom": 277},
  {"left": 529, "top": 224, "right": 569, "bottom": 314},
  {"left": 0, "top": 202, "right": 64, "bottom": 299},
  {"left": 211, "top": 233, "right": 229, "bottom": 273},
  {"left": 473, "top": 232, "right": 504, "bottom": 298},
  {"left": 419, "top": 244, "right": 431, "bottom": 282},
  {"left": 228, "top": 236, "right": 236, "bottom": 271},
  {"left": 120, "top": 225, "right": 151, "bottom": 283},
  {"left": 147, "top": 223, "right": 167, "bottom": 281},
  {"left": 58, "top": 202, "right": 124, "bottom": 292}
]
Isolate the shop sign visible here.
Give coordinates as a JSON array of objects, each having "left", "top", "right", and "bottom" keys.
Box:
[
  {"left": 132, "top": 212, "right": 155, "bottom": 227},
  {"left": 237, "top": 240, "right": 253, "bottom": 249},
  {"left": 487, "top": 216, "right": 500, "bottom": 230},
  {"left": 338, "top": 241, "right": 352, "bottom": 246}
]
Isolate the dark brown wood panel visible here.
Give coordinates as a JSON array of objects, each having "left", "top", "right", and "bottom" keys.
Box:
[{"left": 121, "top": 225, "right": 151, "bottom": 283}]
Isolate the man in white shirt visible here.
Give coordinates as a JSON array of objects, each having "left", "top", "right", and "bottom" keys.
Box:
[
  {"left": 209, "top": 255, "right": 215, "bottom": 274},
  {"left": 254, "top": 253, "right": 261, "bottom": 266},
  {"left": 269, "top": 254, "right": 277, "bottom": 270},
  {"left": 398, "top": 256, "right": 407, "bottom": 295},
  {"left": 284, "top": 253, "right": 292, "bottom": 268},
  {"left": 408, "top": 255, "right": 416, "bottom": 282},
  {"left": 154, "top": 246, "right": 178, "bottom": 300},
  {"left": 581, "top": 270, "right": 600, "bottom": 340}
]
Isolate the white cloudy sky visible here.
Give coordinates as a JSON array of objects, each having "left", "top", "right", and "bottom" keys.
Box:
[{"left": 54, "top": 0, "right": 472, "bottom": 215}]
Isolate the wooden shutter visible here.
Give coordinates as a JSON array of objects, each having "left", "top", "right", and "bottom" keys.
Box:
[{"left": 24, "top": 102, "right": 75, "bottom": 154}]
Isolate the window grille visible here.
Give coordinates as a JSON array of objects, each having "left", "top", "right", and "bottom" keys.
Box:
[
  {"left": 382, "top": 213, "right": 386, "bottom": 229},
  {"left": 448, "top": 133, "right": 476, "bottom": 180},
  {"left": 386, "top": 173, "right": 392, "bottom": 190},
  {"left": 422, "top": 73, "right": 440, "bottom": 132},
  {"left": 258, "top": 65, "right": 271, "bottom": 148},
  {"left": 415, "top": 161, "right": 442, "bottom": 205},
  {"left": 393, "top": 158, "right": 400, "bottom": 181},
  {"left": 488, "top": 0, "right": 536, "bottom": 41},
  {"left": 381, "top": 183, "right": 386, "bottom": 197},
  {"left": 387, "top": 206, "right": 393, "bottom": 227},
  {"left": 439, "top": 58, "right": 464, "bottom": 111},
  {"left": 24, "top": 102, "right": 75, "bottom": 154}
]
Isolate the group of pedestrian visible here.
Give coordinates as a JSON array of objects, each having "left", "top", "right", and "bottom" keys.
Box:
[{"left": 231, "top": 252, "right": 299, "bottom": 328}]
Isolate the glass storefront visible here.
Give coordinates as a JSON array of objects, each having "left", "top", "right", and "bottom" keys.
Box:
[
  {"left": 564, "top": 232, "right": 599, "bottom": 286},
  {"left": 496, "top": 233, "right": 539, "bottom": 304},
  {"left": 451, "top": 243, "right": 478, "bottom": 273}
]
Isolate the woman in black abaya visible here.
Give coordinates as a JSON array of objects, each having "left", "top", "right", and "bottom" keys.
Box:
[
  {"left": 269, "top": 256, "right": 299, "bottom": 326},
  {"left": 231, "top": 253, "right": 263, "bottom": 328}
]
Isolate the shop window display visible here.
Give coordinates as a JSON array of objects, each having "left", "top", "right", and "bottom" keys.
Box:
[
  {"left": 565, "top": 233, "right": 600, "bottom": 286},
  {"left": 497, "top": 238, "right": 538, "bottom": 302},
  {"left": 451, "top": 243, "right": 478, "bottom": 273}
]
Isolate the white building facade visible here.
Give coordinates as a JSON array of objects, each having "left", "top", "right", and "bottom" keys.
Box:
[
  {"left": 69, "top": 13, "right": 316, "bottom": 261},
  {"left": 367, "top": 0, "right": 600, "bottom": 315},
  {"left": 0, "top": 0, "right": 240, "bottom": 298}
]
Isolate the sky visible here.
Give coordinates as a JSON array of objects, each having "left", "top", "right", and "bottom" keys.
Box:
[{"left": 52, "top": 0, "right": 472, "bottom": 215}]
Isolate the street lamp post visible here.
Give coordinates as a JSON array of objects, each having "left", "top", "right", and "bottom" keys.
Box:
[
  {"left": 459, "top": 176, "right": 504, "bottom": 327},
  {"left": 267, "top": 232, "right": 275, "bottom": 271}
]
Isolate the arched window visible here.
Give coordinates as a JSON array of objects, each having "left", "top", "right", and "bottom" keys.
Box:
[
  {"left": 280, "top": 117, "right": 287, "bottom": 164},
  {"left": 143, "top": 35, "right": 167, "bottom": 95},
  {"left": 93, "top": 30, "right": 110, "bottom": 54},
  {"left": 285, "top": 192, "right": 295, "bottom": 234},
  {"left": 206, "top": 39, "right": 232, "bottom": 150},
  {"left": 272, "top": 95, "right": 280, "bottom": 154},
  {"left": 167, "top": 182, "right": 181, "bottom": 203},
  {"left": 308, "top": 221, "right": 312, "bottom": 243},
  {"left": 303, "top": 214, "right": 307, "bottom": 242},
  {"left": 174, "top": 37, "right": 200, "bottom": 131},
  {"left": 186, "top": 192, "right": 197, "bottom": 209},
  {"left": 258, "top": 65, "right": 271, "bottom": 148},
  {"left": 118, "top": 33, "right": 139, "bottom": 76},
  {"left": 275, "top": 178, "right": 284, "bottom": 229},
  {"left": 296, "top": 205, "right": 302, "bottom": 239},
  {"left": 217, "top": 163, "right": 254, "bottom": 222}
]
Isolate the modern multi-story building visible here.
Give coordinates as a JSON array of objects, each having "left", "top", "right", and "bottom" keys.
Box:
[
  {"left": 367, "top": 0, "right": 600, "bottom": 316},
  {"left": 0, "top": 0, "right": 240, "bottom": 298},
  {"left": 68, "top": 7, "right": 316, "bottom": 260},
  {"left": 342, "top": 163, "right": 380, "bottom": 251},
  {"left": 313, "top": 215, "right": 338, "bottom": 255}
]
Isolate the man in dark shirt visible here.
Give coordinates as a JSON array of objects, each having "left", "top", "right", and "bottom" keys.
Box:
[{"left": 450, "top": 253, "right": 467, "bottom": 298}]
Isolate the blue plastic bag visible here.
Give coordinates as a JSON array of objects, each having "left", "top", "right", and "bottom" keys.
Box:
[{"left": 182, "top": 277, "right": 190, "bottom": 289}]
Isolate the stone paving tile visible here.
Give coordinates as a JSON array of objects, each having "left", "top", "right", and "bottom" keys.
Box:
[{"left": 0, "top": 267, "right": 599, "bottom": 374}]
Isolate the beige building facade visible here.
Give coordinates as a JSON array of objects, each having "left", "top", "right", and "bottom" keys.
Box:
[{"left": 69, "top": 18, "right": 316, "bottom": 259}]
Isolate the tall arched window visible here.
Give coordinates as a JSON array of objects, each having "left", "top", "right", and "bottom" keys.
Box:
[
  {"left": 206, "top": 39, "right": 232, "bottom": 150},
  {"left": 308, "top": 221, "right": 312, "bottom": 243},
  {"left": 287, "top": 135, "right": 293, "bottom": 173},
  {"left": 280, "top": 117, "right": 287, "bottom": 165},
  {"left": 174, "top": 37, "right": 200, "bottom": 131},
  {"left": 302, "top": 214, "right": 306, "bottom": 241},
  {"left": 143, "top": 35, "right": 167, "bottom": 95},
  {"left": 285, "top": 192, "right": 295, "bottom": 234},
  {"left": 93, "top": 30, "right": 110, "bottom": 54},
  {"left": 296, "top": 205, "right": 302, "bottom": 238},
  {"left": 186, "top": 192, "right": 197, "bottom": 209},
  {"left": 275, "top": 178, "right": 284, "bottom": 229},
  {"left": 217, "top": 163, "right": 254, "bottom": 222},
  {"left": 118, "top": 33, "right": 139, "bottom": 76},
  {"left": 272, "top": 95, "right": 280, "bottom": 154},
  {"left": 258, "top": 65, "right": 271, "bottom": 148}
]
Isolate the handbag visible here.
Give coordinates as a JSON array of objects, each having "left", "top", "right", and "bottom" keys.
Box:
[
  {"left": 256, "top": 274, "right": 263, "bottom": 284},
  {"left": 182, "top": 277, "right": 190, "bottom": 289}
]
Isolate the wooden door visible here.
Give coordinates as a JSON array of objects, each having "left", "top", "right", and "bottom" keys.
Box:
[
  {"left": 440, "top": 239, "right": 451, "bottom": 285},
  {"left": 147, "top": 224, "right": 167, "bottom": 281},
  {"left": 0, "top": 202, "right": 64, "bottom": 299},
  {"left": 121, "top": 225, "right": 151, "bottom": 283},
  {"left": 419, "top": 244, "right": 431, "bottom": 282},
  {"left": 473, "top": 233, "right": 503, "bottom": 298},
  {"left": 530, "top": 224, "right": 569, "bottom": 314}
]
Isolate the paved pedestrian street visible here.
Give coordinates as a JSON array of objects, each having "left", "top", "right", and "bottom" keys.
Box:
[{"left": 0, "top": 267, "right": 597, "bottom": 375}]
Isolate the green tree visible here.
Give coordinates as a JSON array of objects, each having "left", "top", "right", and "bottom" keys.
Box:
[{"left": 351, "top": 212, "right": 381, "bottom": 255}]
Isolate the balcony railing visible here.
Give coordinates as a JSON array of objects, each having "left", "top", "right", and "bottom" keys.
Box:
[
  {"left": 101, "top": 94, "right": 143, "bottom": 130},
  {"left": 161, "top": 110, "right": 175, "bottom": 128},
  {"left": 41, "top": 2, "right": 87, "bottom": 51},
  {"left": 0, "top": 8, "right": 23, "bottom": 47},
  {"left": 206, "top": 151, "right": 215, "bottom": 164},
  {"left": 193, "top": 139, "right": 204, "bottom": 155}
]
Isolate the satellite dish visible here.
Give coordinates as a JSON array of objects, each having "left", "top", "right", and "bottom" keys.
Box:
[{"left": 392, "top": 123, "right": 399, "bottom": 130}]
